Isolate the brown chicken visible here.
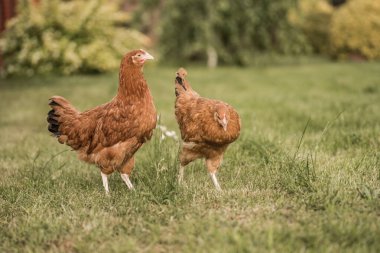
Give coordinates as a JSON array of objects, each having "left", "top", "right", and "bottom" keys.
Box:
[
  {"left": 47, "top": 49, "right": 156, "bottom": 194},
  {"left": 174, "top": 68, "right": 241, "bottom": 190}
]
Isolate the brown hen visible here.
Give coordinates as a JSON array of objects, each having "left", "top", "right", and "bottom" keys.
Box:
[
  {"left": 47, "top": 49, "right": 156, "bottom": 194},
  {"left": 174, "top": 68, "right": 241, "bottom": 190}
]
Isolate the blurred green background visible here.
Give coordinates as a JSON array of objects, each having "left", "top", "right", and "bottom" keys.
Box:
[{"left": 1, "top": 0, "right": 380, "bottom": 75}]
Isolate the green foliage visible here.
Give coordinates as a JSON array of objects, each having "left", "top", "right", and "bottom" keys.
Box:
[
  {"left": 134, "top": 129, "right": 180, "bottom": 205},
  {"left": 289, "top": 0, "right": 334, "bottom": 54},
  {"left": 159, "top": 0, "right": 311, "bottom": 66},
  {"left": 0, "top": 0, "right": 149, "bottom": 76},
  {"left": 291, "top": 0, "right": 380, "bottom": 60},
  {"left": 329, "top": 0, "right": 380, "bottom": 60},
  {"left": 147, "top": 0, "right": 380, "bottom": 63},
  {"left": 248, "top": 1, "right": 310, "bottom": 55},
  {"left": 158, "top": 0, "right": 211, "bottom": 64}
]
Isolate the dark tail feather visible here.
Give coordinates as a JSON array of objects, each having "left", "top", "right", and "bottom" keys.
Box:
[
  {"left": 47, "top": 109, "right": 58, "bottom": 119},
  {"left": 48, "top": 123, "right": 59, "bottom": 136},
  {"left": 47, "top": 105, "right": 60, "bottom": 137}
]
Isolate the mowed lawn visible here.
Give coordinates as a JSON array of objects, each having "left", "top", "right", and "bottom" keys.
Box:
[{"left": 0, "top": 62, "right": 380, "bottom": 252}]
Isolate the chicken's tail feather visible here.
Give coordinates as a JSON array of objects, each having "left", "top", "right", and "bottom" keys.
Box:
[
  {"left": 47, "top": 109, "right": 60, "bottom": 136},
  {"left": 47, "top": 96, "right": 79, "bottom": 144}
]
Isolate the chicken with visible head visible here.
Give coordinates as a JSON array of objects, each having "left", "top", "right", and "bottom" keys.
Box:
[
  {"left": 47, "top": 49, "right": 156, "bottom": 194},
  {"left": 174, "top": 68, "right": 241, "bottom": 190}
]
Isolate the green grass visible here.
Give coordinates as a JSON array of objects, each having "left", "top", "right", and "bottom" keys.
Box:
[{"left": 1, "top": 62, "right": 380, "bottom": 252}]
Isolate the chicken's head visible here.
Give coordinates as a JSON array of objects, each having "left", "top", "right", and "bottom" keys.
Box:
[
  {"left": 214, "top": 104, "right": 229, "bottom": 131},
  {"left": 176, "top": 68, "right": 187, "bottom": 79},
  {"left": 124, "top": 49, "right": 154, "bottom": 67},
  {"left": 175, "top": 68, "right": 187, "bottom": 86}
]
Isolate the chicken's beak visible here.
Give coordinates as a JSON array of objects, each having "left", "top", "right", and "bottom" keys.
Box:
[
  {"left": 221, "top": 117, "right": 228, "bottom": 131},
  {"left": 142, "top": 51, "right": 154, "bottom": 60}
]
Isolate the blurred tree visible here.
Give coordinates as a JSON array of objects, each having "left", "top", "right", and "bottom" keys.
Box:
[
  {"left": 289, "top": 0, "right": 333, "bottom": 54},
  {"left": 130, "top": 0, "right": 163, "bottom": 44},
  {"left": 156, "top": 0, "right": 310, "bottom": 66},
  {"left": 158, "top": 0, "right": 213, "bottom": 65}
]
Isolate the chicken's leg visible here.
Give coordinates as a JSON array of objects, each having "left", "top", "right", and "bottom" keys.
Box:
[
  {"left": 178, "top": 165, "right": 185, "bottom": 184},
  {"left": 120, "top": 174, "right": 134, "bottom": 189},
  {"left": 119, "top": 157, "right": 135, "bottom": 190},
  {"left": 101, "top": 172, "right": 110, "bottom": 194},
  {"left": 209, "top": 172, "right": 222, "bottom": 191},
  {"left": 206, "top": 157, "right": 223, "bottom": 191},
  {"left": 179, "top": 145, "right": 201, "bottom": 184}
]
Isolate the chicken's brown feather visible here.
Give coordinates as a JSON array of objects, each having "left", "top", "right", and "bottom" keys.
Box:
[{"left": 175, "top": 96, "right": 240, "bottom": 145}]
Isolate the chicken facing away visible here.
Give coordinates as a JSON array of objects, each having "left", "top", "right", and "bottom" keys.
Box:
[
  {"left": 47, "top": 49, "right": 156, "bottom": 194},
  {"left": 174, "top": 68, "right": 241, "bottom": 190}
]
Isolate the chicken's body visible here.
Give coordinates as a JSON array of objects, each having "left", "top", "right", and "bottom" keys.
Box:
[
  {"left": 174, "top": 68, "right": 240, "bottom": 190},
  {"left": 47, "top": 50, "right": 156, "bottom": 193}
]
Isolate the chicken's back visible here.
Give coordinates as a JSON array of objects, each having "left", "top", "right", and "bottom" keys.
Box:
[{"left": 175, "top": 95, "right": 240, "bottom": 145}]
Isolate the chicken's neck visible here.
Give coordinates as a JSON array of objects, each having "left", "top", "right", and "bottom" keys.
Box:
[{"left": 117, "top": 67, "right": 149, "bottom": 101}]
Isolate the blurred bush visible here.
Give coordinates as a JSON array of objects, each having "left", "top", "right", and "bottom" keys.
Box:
[
  {"left": 2, "top": 0, "right": 379, "bottom": 73},
  {"left": 0, "top": 0, "right": 149, "bottom": 76},
  {"left": 329, "top": 0, "right": 380, "bottom": 60},
  {"left": 288, "top": 0, "right": 333, "bottom": 54},
  {"left": 157, "top": 0, "right": 311, "bottom": 66}
]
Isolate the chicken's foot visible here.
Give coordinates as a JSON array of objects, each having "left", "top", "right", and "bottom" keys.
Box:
[
  {"left": 120, "top": 174, "right": 134, "bottom": 190},
  {"left": 209, "top": 172, "right": 222, "bottom": 191},
  {"left": 101, "top": 172, "right": 110, "bottom": 194},
  {"left": 178, "top": 166, "right": 185, "bottom": 184}
]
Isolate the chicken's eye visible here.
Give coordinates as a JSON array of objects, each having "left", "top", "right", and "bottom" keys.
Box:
[{"left": 137, "top": 54, "right": 141, "bottom": 57}]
